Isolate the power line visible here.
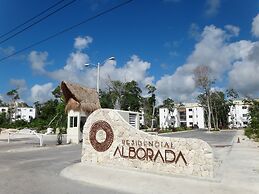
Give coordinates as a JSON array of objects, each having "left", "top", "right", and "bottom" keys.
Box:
[
  {"left": 0, "top": 0, "right": 133, "bottom": 62},
  {"left": 0, "top": 0, "right": 66, "bottom": 40},
  {"left": 0, "top": 0, "right": 77, "bottom": 45}
]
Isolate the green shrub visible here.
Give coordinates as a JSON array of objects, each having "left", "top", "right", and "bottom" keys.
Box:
[{"left": 245, "top": 128, "right": 255, "bottom": 138}]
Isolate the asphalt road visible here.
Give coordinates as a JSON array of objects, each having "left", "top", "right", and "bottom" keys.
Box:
[
  {"left": 0, "top": 130, "right": 237, "bottom": 194},
  {"left": 0, "top": 136, "right": 126, "bottom": 194},
  {"left": 160, "top": 130, "right": 237, "bottom": 146}
]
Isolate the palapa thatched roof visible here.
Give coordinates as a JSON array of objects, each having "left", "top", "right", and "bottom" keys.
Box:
[{"left": 61, "top": 81, "right": 101, "bottom": 114}]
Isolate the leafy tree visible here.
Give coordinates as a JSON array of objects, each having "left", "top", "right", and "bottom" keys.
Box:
[
  {"left": 243, "top": 99, "right": 259, "bottom": 138},
  {"left": 198, "top": 90, "right": 230, "bottom": 129},
  {"left": 6, "top": 89, "right": 20, "bottom": 123},
  {"left": 226, "top": 88, "right": 239, "bottom": 128},
  {"left": 143, "top": 84, "right": 157, "bottom": 128},
  {"left": 194, "top": 65, "right": 215, "bottom": 131},
  {"left": 162, "top": 98, "right": 174, "bottom": 112},
  {"left": 121, "top": 81, "right": 142, "bottom": 111},
  {"left": 99, "top": 90, "right": 114, "bottom": 109},
  {"left": 0, "top": 112, "right": 8, "bottom": 127},
  {"left": 0, "top": 99, "right": 8, "bottom": 106},
  {"left": 107, "top": 80, "right": 125, "bottom": 109}
]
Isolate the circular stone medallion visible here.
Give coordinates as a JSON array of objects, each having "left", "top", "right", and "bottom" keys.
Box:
[{"left": 89, "top": 120, "right": 114, "bottom": 152}]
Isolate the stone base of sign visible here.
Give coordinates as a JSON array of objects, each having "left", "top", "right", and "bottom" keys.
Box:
[{"left": 82, "top": 109, "right": 214, "bottom": 178}]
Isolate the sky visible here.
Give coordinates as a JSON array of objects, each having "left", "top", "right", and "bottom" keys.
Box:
[{"left": 0, "top": 0, "right": 259, "bottom": 105}]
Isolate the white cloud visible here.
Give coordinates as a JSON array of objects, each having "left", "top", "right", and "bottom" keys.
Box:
[
  {"left": 228, "top": 42, "right": 259, "bottom": 96},
  {"left": 30, "top": 83, "right": 54, "bottom": 103},
  {"left": 189, "top": 23, "right": 201, "bottom": 40},
  {"left": 28, "top": 51, "right": 48, "bottom": 73},
  {"left": 0, "top": 46, "right": 15, "bottom": 56},
  {"left": 205, "top": 0, "right": 220, "bottom": 17},
  {"left": 156, "top": 24, "right": 257, "bottom": 102},
  {"left": 48, "top": 54, "right": 153, "bottom": 91},
  {"left": 74, "top": 36, "right": 93, "bottom": 50},
  {"left": 10, "top": 79, "right": 27, "bottom": 89},
  {"left": 64, "top": 51, "right": 90, "bottom": 71},
  {"left": 252, "top": 14, "right": 259, "bottom": 37},
  {"left": 224, "top": 25, "right": 240, "bottom": 37},
  {"left": 9, "top": 79, "right": 28, "bottom": 96},
  {"left": 29, "top": 36, "right": 154, "bottom": 93}
]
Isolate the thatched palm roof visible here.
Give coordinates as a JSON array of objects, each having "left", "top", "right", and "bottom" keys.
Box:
[{"left": 61, "top": 81, "right": 101, "bottom": 113}]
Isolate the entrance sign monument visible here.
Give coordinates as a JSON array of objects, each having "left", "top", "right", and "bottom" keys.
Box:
[
  {"left": 61, "top": 81, "right": 214, "bottom": 178},
  {"left": 82, "top": 109, "right": 214, "bottom": 178}
]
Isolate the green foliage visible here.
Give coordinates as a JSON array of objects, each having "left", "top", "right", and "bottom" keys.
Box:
[
  {"left": 162, "top": 98, "right": 174, "bottom": 112},
  {"left": 198, "top": 90, "right": 230, "bottom": 129},
  {"left": 143, "top": 84, "right": 157, "bottom": 128},
  {"left": 121, "top": 81, "right": 142, "bottom": 111},
  {"left": 6, "top": 89, "right": 20, "bottom": 101},
  {"left": 245, "top": 100, "right": 259, "bottom": 139},
  {"left": 99, "top": 90, "right": 114, "bottom": 109},
  {"left": 0, "top": 112, "right": 8, "bottom": 127},
  {"left": 101, "top": 80, "right": 143, "bottom": 112}
]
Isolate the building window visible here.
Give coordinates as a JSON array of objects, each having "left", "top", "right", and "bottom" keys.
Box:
[
  {"left": 69, "top": 116, "right": 78, "bottom": 127},
  {"left": 242, "top": 114, "right": 247, "bottom": 117},
  {"left": 70, "top": 117, "right": 73, "bottom": 127},
  {"left": 243, "top": 121, "right": 248, "bottom": 125},
  {"left": 30, "top": 109, "right": 33, "bottom": 112},
  {"left": 189, "top": 122, "right": 193, "bottom": 126},
  {"left": 242, "top": 106, "right": 247, "bottom": 109},
  {"left": 74, "top": 117, "right": 78, "bottom": 127},
  {"left": 17, "top": 109, "right": 21, "bottom": 111},
  {"left": 189, "top": 115, "right": 193, "bottom": 118},
  {"left": 2, "top": 109, "right": 6, "bottom": 112},
  {"left": 189, "top": 108, "right": 192, "bottom": 111}
]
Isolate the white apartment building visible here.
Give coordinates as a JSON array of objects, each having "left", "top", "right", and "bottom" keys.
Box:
[
  {"left": 159, "top": 103, "right": 205, "bottom": 129},
  {"left": 228, "top": 100, "right": 250, "bottom": 128},
  {"left": 159, "top": 108, "right": 179, "bottom": 129},
  {"left": 0, "top": 106, "right": 36, "bottom": 122}
]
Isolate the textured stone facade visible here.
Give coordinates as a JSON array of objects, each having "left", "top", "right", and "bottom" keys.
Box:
[{"left": 82, "top": 109, "right": 214, "bottom": 178}]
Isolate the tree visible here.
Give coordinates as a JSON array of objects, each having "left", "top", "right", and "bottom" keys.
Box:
[
  {"left": 0, "top": 99, "right": 8, "bottom": 107},
  {"left": 194, "top": 65, "right": 215, "bottom": 131},
  {"left": 121, "top": 81, "right": 142, "bottom": 112},
  {"left": 99, "top": 90, "right": 114, "bottom": 109},
  {"left": 106, "top": 80, "right": 125, "bottom": 109},
  {"left": 226, "top": 88, "right": 239, "bottom": 128},
  {"left": 6, "top": 89, "right": 20, "bottom": 123},
  {"left": 244, "top": 99, "right": 259, "bottom": 138},
  {"left": 101, "top": 80, "right": 143, "bottom": 112},
  {"left": 144, "top": 84, "right": 157, "bottom": 129},
  {"left": 162, "top": 98, "right": 174, "bottom": 112}
]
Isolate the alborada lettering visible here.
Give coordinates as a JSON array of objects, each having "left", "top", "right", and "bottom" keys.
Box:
[{"left": 113, "top": 140, "right": 187, "bottom": 165}]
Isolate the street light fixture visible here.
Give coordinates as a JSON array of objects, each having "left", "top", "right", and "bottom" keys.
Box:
[{"left": 85, "top": 56, "right": 116, "bottom": 94}]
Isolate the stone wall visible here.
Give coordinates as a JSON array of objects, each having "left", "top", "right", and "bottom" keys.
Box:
[{"left": 82, "top": 109, "right": 214, "bottom": 178}]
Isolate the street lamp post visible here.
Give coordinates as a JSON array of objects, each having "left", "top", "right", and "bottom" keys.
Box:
[{"left": 85, "top": 56, "right": 115, "bottom": 94}]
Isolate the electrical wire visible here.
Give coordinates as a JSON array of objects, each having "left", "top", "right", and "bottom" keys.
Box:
[
  {"left": 0, "top": 0, "right": 133, "bottom": 62},
  {"left": 0, "top": 0, "right": 77, "bottom": 45},
  {"left": 0, "top": 0, "right": 66, "bottom": 39}
]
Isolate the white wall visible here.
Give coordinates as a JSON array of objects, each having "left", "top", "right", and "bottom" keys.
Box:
[
  {"left": 159, "top": 108, "right": 179, "bottom": 129},
  {"left": 159, "top": 104, "right": 205, "bottom": 129},
  {"left": 67, "top": 110, "right": 88, "bottom": 144},
  {"left": 115, "top": 110, "right": 140, "bottom": 130},
  {"left": 0, "top": 106, "right": 36, "bottom": 122},
  {"left": 185, "top": 106, "right": 205, "bottom": 128},
  {"left": 15, "top": 107, "right": 36, "bottom": 122},
  {"left": 228, "top": 100, "right": 250, "bottom": 128}
]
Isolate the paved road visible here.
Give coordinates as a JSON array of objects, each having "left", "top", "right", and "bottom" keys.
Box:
[
  {"left": 160, "top": 130, "right": 237, "bottom": 146},
  {"left": 0, "top": 136, "right": 126, "bottom": 194}
]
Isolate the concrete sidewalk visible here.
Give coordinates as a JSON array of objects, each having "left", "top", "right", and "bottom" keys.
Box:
[{"left": 61, "top": 130, "right": 259, "bottom": 194}]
